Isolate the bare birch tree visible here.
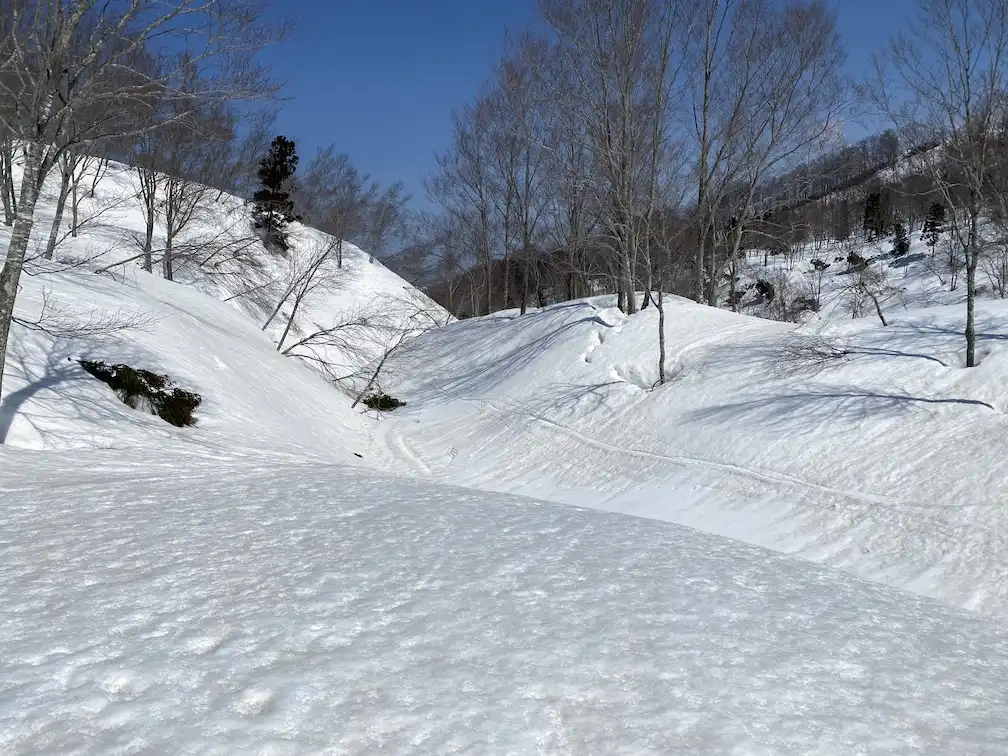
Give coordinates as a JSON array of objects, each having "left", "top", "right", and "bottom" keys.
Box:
[
  {"left": 871, "top": 0, "right": 1008, "bottom": 366},
  {"left": 0, "top": 0, "right": 289, "bottom": 402}
]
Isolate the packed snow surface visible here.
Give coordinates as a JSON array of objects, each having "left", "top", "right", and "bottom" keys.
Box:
[{"left": 3, "top": 451, "right": 1008, "bottom": 754}]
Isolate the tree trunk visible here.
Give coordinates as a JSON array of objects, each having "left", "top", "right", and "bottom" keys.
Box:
[
  {"left": 276, "top": 281, "right": 309, "bottom": 352},
  {"left": 696, "top": 221, "right": 710, "bottom": 303},
  {"left": 657, "top": 287, "right": 666, "bottom": 386},
  {"left": 44, "top": 167, "right": 72, "bottom": 260},
  {"left": 520, "top": 265, "right": 528, "bottom": 316},
  {"left": 0, "top": 147, "right": 13, "bottom": 227},
  {"left": 164, "top": 221, "right": 175, "bottom": 281},
  {"left": 71, "top": 175, "right": 79, "bottom": 237},
  {"left": 143, "top": 203, "right": 155, "bottom": 273},
  {"left": 966, "top": 212, "right": 979, "bottom": 368},
  {"left": 707, "top": 230, "right": 718, "bottom": 307},
  {"left": 0, "top": 144, "right": 43, "bottom": 404}
]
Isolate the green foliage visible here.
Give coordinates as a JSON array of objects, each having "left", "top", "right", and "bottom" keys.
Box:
[
  {"left": 251, "top": 135, "right": 301, "bottom": 252},
  {"left": 863, "top": 189, "right": 889, "bottom": 239},
  {"left": 922, "top": 202, "right": 945, "bottom": 252},
  {"left": 362, "top": 392, "right": 406, "bottom": 412},
  {"left": 79, "top": 360, "right": 202, "bottom": 427}
]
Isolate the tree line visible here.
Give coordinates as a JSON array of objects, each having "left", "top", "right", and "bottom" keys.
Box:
[{"left": 410, "top": 0, "right": 1008, "bottom": 372}]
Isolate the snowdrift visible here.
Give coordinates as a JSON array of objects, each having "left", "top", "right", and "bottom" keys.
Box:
[{"left": 381, "top": 294, "right": 1008, "bottom": 614}]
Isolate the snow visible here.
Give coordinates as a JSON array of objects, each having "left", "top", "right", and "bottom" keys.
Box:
[
  {"left": 5, "top": 150, "right": 1008, "bottom": 751},
  {"left": 3, "top": 451, "right": 1008, "bottom": 754},
  {"left": 380, "top": 294, "right": 1008, "bottom": 615}
]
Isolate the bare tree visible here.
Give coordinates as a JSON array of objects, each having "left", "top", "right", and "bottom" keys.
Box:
[
  {"left": 487, "top": 37, "right": 553, "bottom": 315},
  {"left": 540, "top": 0, "right": 685, "bottom": 315},
  {"left": 429, "top": 98, "right": 498, "bottom": 315},
  {"left": 261, "top": 233, "right": 345, "bottom": 352},
  {"left": 364, "top": 182, "right": 409, "bottom": 264},
  {"left": 872, "top": 0, "right": 1008, "bottom": 366},
  {"left": 714, "top": 2, "right": 849, "bottom": 306},
  {"left": 0, "top": 0, "right": 290, "bottom": 403}
]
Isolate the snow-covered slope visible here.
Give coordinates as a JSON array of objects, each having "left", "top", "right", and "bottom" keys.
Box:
[
  {"left": 0, "top": 261, "right": 374, "bottom": 457},
  {"left": 0, "top": 154, "right": 445, "bottom": 451},
  {"left": 380, "top": 295, "right": 1008, "bottom": 614},
  {"left": 3, "top": 451, "right": 1008, "bottom": 754},
  {"left": 6, "top": 149, "right": 1008, "bottom": 752}
]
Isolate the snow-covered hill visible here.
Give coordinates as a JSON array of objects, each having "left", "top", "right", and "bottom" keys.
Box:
[
  {"left": 5, "top": 149, "right": 1008, "bottom": 752},
  {"left": 380, "top": 294, "right": 1008, "bottom": 615},
  {"left": 0, "top": 156, "right": 444, "bottom": 450}
]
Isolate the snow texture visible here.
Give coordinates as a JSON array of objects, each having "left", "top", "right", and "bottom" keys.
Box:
[
  {"left": 2, "top": 453, "right": 1008, "bottom": 754},
  {"left": 381, "top": 295, "right": 1008, "bottom": 616}
]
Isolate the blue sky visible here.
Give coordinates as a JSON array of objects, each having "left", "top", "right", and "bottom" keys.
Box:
[{"left": 262, "top": 0, "right": 913, "bottom": 207}]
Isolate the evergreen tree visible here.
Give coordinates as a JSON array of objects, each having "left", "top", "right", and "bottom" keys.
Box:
[
  {"left": 252, "top": 136, "right": 301, "bottom": 251},
  {"left": 892, "top": 222, "right": 910, "bottom": 256},
  {"left": 863, "top": 190, "right": 886, "bottom": 239},
  {"left": 922, "top": 202, "right": 945, "bottom": 256}
]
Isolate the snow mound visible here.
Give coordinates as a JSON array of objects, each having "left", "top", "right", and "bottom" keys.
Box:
[
  {"left": 381, "top": 295, "right": 1008, "bottom": 614},
  {"left": 2, "top": 453, "right": 1007, "bottom": 753}
]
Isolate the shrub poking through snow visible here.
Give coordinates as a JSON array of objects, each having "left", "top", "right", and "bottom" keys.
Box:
[
  {"left": 79, "top": 360, "right": 202, "bottom": 427},
  {"left": 362, "top": 392, "right": 406, "bottom": 412},
  {"left": 755, "top": 278, "right": 776, "bottom": 303},
  {"left": 846, "top": 251, "right": 867, "bottom": 271}
]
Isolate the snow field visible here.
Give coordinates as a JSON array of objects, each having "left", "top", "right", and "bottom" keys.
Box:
[{"left": 2, "top": 453, "right": 1008, "bottom": 754}]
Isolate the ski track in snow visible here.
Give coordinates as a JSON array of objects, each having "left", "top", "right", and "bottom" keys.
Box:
[{"left": 379, "top": 297, "right": 1008, "bottom": 615}]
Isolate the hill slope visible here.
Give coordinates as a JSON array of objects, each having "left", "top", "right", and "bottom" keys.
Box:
[
  {"left": 0, "top": 155, "right": 443, "bottom": 452},
  {"left": 380, "top": 294, "right": 1008, "bottom": 614}
]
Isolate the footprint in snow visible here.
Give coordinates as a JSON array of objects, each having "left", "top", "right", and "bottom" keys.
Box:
[
  {"left": 99, "top": 670, "right": 149, "bottom": 700},
  {"left": 184, "top": 631, "right": 229, "bottom": 656},
  {"left": 232, "top": 687, "right": 275, "bottom": 717}
]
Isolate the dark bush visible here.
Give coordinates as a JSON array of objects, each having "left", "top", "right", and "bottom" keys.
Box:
[
  {"left": 792, "top": 295, "right": 820, "bottom": 313},
  {"left": 892, "top": 223, "right": 911, "bottom": 257},
  {"left": 79, "top": 360, "right": 202, "bottom": 427},
  {"left": 362, "top": 392, "right": 406, "bottom": 412},
  {"left": 811, "top": 258, "right": 831, "bottom": 272},
  {"left": 846, "top": 251, "right": 866, "bottom": 270},
  {"left": 755, "top": 278, "right": 776, "bottom": 302}
]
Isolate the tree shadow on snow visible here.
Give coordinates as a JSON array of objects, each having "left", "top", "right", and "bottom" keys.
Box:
[
  {"left": 0, "top": 341, "right": 91, "bottom": 444},
  {"left": 686, "top": 386, "right": 995, "bottom": 436}
]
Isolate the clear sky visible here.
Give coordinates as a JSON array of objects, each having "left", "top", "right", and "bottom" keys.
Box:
[{"left": 261, "top": 0, "right": 914, "bottom": 208}]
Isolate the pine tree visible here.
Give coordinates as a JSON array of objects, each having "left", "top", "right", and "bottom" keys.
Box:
[
  {"left": 922, "top": 202, "right": 945, "bottom": 257},
  {"left": 863, "top": 190, "right": 885, "bottom": 239},
  {"left": 892, "top": 222, "right": 910, "bottom": 257},
  {"left": 252, "top": 136, "right": 301, "bottom": 251}
]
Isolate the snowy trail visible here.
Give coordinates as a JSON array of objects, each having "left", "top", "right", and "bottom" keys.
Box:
[{"left": 4, "top": 452, "right": 1008, "bottom": 754}]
